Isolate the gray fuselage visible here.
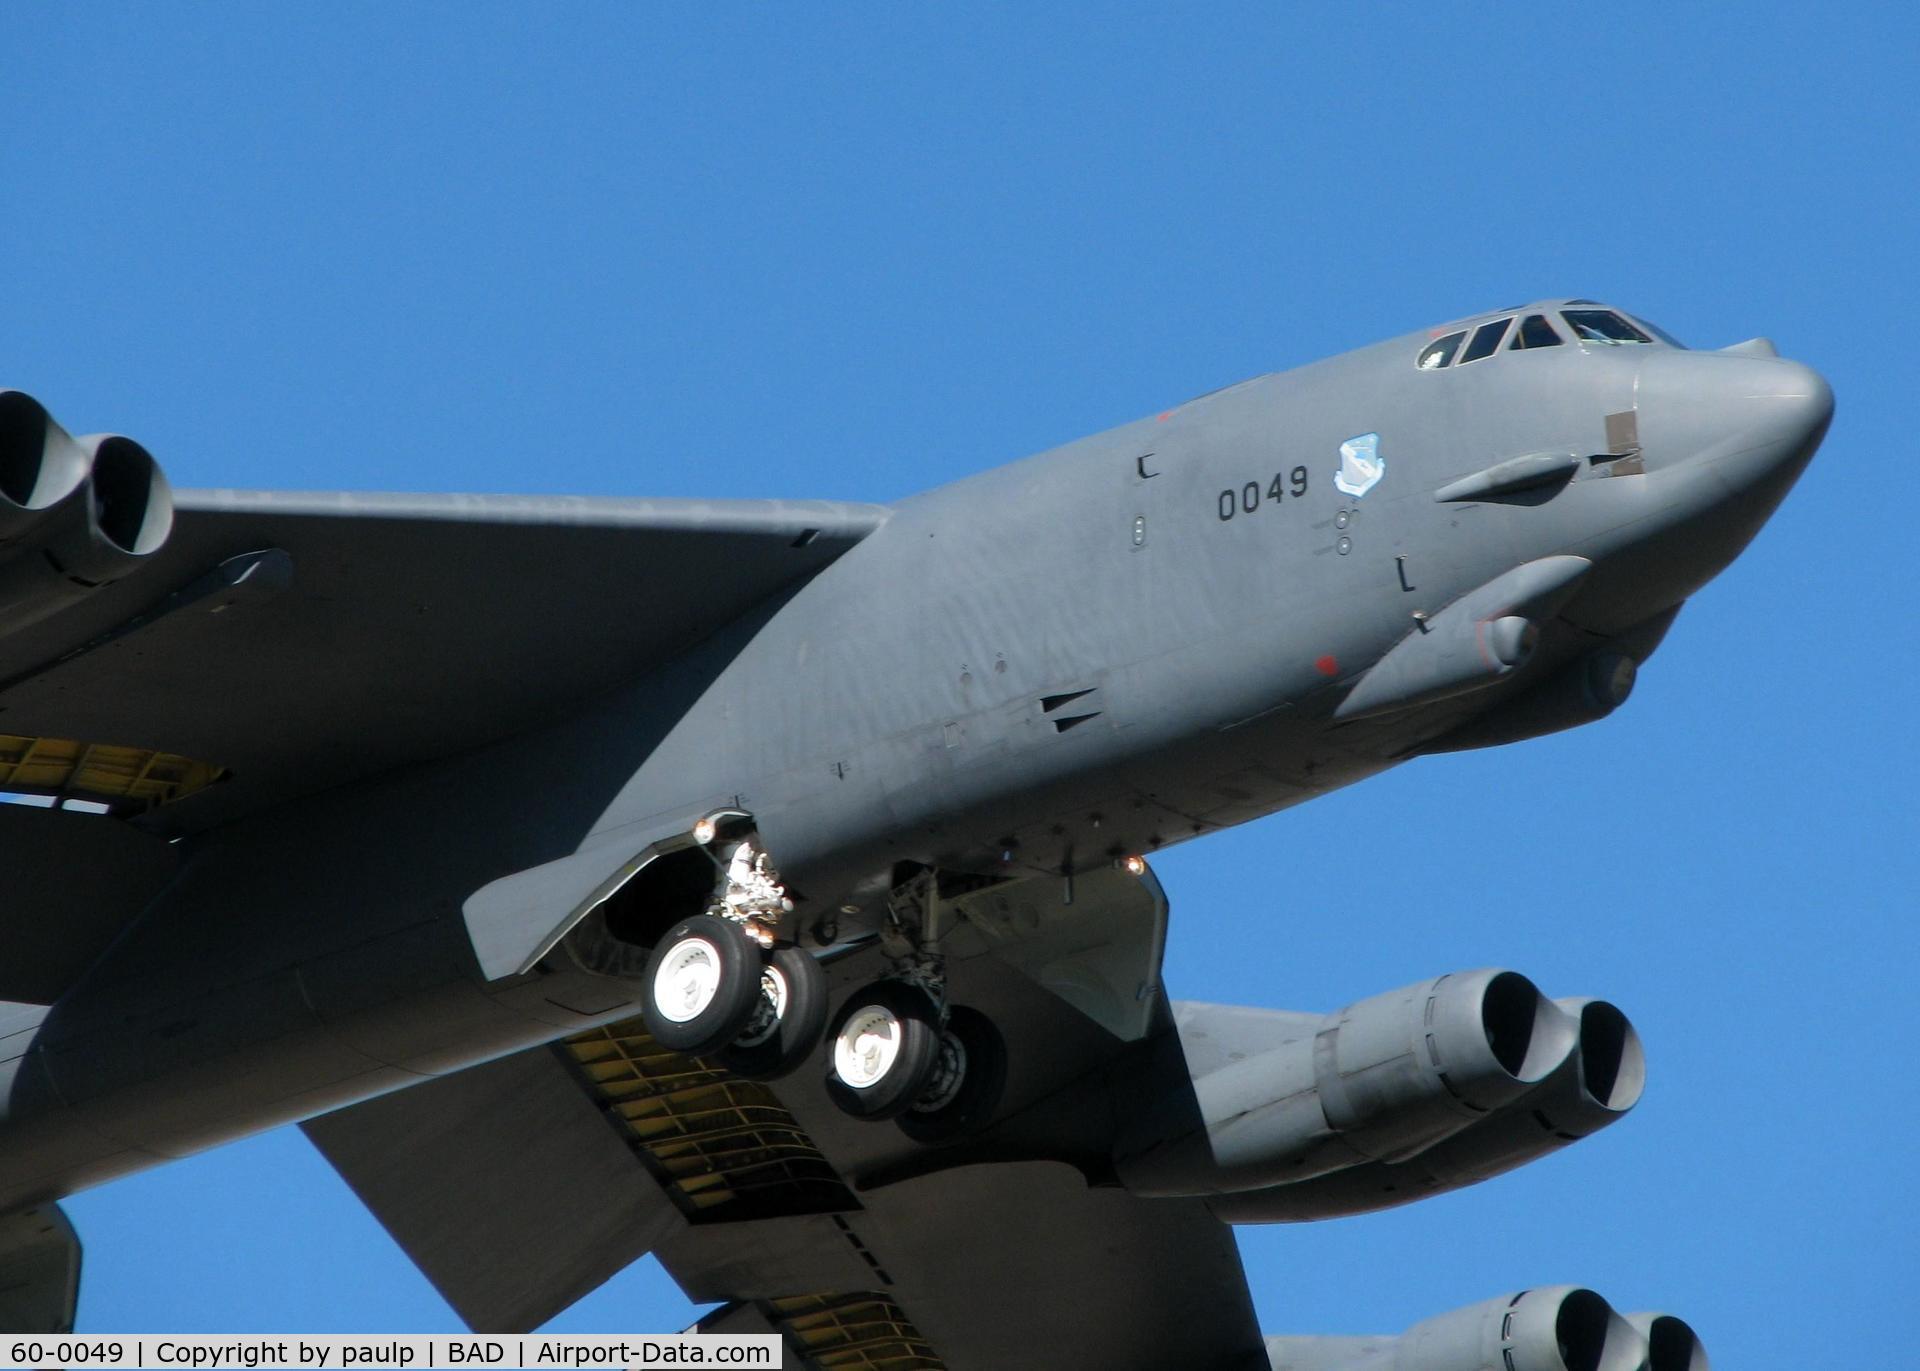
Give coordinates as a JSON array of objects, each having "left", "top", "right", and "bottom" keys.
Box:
[{"left": 0, "top": 300, "right": 1831, "bottom": 1211}]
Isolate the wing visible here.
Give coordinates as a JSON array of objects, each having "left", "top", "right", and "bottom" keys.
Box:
[
  {"left": 0, "top": 489, "right": 888, "bottom": 835},
  {"left": 686, "top": 1164, "right": 1260, "bottom": 1371},
  {"left": 0, "top": 805, "right": 176, "bottom": 1003},
  {"left": 303, "top": 872, "right": 1270, "bottom": 1369},
  {"left": 300, "top": 1037, "right": 682, "bottom": 1333}
]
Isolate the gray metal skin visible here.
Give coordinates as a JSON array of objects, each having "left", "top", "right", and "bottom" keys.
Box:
[{"left": 0, "top": 299, "right": 1830, "bottom": 1218}]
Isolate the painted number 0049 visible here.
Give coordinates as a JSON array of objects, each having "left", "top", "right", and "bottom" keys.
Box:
[{"left": 1218, "top": 468, "right": 1308, "bottom": 521}]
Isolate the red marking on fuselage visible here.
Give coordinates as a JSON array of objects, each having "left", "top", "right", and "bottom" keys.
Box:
[
  {"left": 1314, "top": 654, "right": 1339, "bottom": 677},
  {"left": 1473, "top": 618, "right": 1497, "bottom": 672},
  {"left": 1157, "top": 411, "right": 1172, "bottom": 422}
]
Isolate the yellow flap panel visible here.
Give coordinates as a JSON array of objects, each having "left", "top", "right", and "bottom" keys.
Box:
[{"left": 0, "top": 736, "right": 226, "bottom": 811}]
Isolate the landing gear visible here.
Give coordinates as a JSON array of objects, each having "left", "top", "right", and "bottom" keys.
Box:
[
  {"left": 715, "top": 830, "right": 793, "bottom": 949},
  {"left": 717, "top": 945, "right": 829, "bottom": 1081},
  {"left": 639, "top": 827, "right": 1011, "bottom": 1135},
  {"left": 823, "top": 985, "right": 1009, "bottom": 1138},
  {"left": 641, "top": 914, "right": 764, "bottom": 1054},
  {"left": 820, "top": 866, "right": 1010, "bottom": 1138},
  {"left": 824, "top": 980, "right": 943, "bottom": 1120},
  {"left": 639, "top": 819, "right": 830, "bottom": 1072},
  {"left": 897, "top": 1006, "right": 1007, "bottom": 1144}
]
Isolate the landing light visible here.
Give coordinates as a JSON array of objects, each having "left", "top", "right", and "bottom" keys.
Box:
[
  {"left": 1120, "top": 855, "right": 1147, "bottom": 878},
  {"left": 693, "top": 817, "right": 718, "bottom": 845}
]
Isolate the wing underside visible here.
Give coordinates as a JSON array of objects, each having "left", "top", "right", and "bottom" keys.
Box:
[
  {"left": 0, "top": 490, "right": 888, "bottom": 835},
  {"left": 303, "top": 889, "right": 1267, "bottom": 1370},
  {"left": 309, "top": 1012, "right": 1264, "bottom": 1369}
]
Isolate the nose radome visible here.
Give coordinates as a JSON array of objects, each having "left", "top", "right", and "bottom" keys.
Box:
[
  {"left": 1723, "top": 356, "right": 1833, "bottom": 451},
  {"left": 1594, "top": 348, "right": 1831, "bottom": 616},
  {"left": 1634, "top": 351, "right": 1834, "bottom": 478},
  {"left": 1768, "top": 359, "right": 1835, "bottom": 441}
]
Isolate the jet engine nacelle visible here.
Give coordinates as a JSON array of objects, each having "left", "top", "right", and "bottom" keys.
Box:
[
  {"left": 1626, "top": 1312, "right": 1712, "bottom": 1371},
  {"left": 1264, "top": 1287, "right": 1664, "bottom": 1371},
  {"left": 0, "top": 390, "right": 174, "bottom": 631},
  {"left": 0, "top": 391, "right": 92, "bottom": 536},
  {"left": 1115, "top": 969, "right": 1575, "bottom": 1197},
  {"left": 1213, "top": 996, "right": 1644, "bottom": 1223}
]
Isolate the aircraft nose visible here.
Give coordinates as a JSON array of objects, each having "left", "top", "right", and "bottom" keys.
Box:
[
  {"left": 1739, "top": 357, "right": 1834, "bottom": 458},
  {"left": 1634, "top": 350, "right": 1834, "bottom": 492}
]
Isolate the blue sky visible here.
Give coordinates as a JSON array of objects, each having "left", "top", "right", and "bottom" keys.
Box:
[{"left": 5, "top": 5, "right": 1915, "bottom": 1364}]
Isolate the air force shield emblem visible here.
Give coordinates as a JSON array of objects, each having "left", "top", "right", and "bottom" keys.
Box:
[{"left": 1334, "top": 432, "right": 1386, "bottom": 498}]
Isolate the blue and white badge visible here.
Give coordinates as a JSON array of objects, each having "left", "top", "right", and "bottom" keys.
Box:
[{"left": 1334, "top": 432, "right": 1386, "bottom": 498}]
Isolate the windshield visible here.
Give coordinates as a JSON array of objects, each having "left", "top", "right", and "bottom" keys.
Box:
[
  {"left": 1510, "top": 314, "right": 1563, "bottom": 350},
  {"left": 1416, "top": 304, "right": 1683, "bottom": 369},
  {"left": 1458, "top": 317, "right": 1512, "bottom": 364},
  {"left": 1562, "top": 309, "right": 1653, "bottom": 345},
  {"left": 1627, "top": 314, "right": 1687, "bottom": 348}
]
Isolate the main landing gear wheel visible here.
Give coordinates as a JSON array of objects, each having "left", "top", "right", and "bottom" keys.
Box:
[
  {"left": 896, "top": 1005, "right": 1007, "bottom": 1144},
  {"left": 640, "top": 915, "right": 763, "bottom": 1054},
  {"left": 717, "top": 945, "right": 828, "bottom": 1081},
  {"left": 824, "top": 981, "right": 941, "bottom": 1120}
]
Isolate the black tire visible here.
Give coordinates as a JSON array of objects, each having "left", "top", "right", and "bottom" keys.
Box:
[
  {"left": 824, "top": 981, "right": 941, "bottom": 1121},
  {"left": 717, "top": 945, "right": 829, "bottom": 1081},
  {"left": 640, "top": 915, "right": 764, "bottom": 1054},
  {"left": 897, "top": 1005, "right": 1007, "bottom": 1144}
]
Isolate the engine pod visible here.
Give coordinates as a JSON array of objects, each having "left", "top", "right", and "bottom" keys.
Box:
[
  {"left": 0, "top": 391, "right": 91, "bottom": 540},
  {"left": 1114, "top": 969, "right": 1576, "bottom": 1197},
  {"left": 1314, "top": 968, "right": 1575, "bottom": 1163},
  {"left": 1262, "top": 1286, "right": 1657, "bottom": 1371},
  {"left": 1397, "top": 1287, "right": 1647, "bottom": 1371},
  {"left": 1626, "top": 1313, "right": 1711, "bottom": 1371},
  {"left": 1211, "top": 996, "right": 1645, "bottom": 1223}
]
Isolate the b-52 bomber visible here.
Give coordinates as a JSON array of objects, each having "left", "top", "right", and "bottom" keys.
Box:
[{"left": 0, "top": 299, "right": 1829, "bottom": 1368}]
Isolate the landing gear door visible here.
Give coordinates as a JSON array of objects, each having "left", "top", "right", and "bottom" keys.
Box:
[
  {"left": 462, "top": 813, "right": 717, "bottom": 981},
  {"left": 944, "top": 862, "right": 1168, "bottom": 1042}
]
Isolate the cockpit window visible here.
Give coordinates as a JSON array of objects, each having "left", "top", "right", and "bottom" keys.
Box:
[
  {"left": 1562, "top": 309, "right": 1653, "bottom": 345},
  {"left": 1510, "top": 314, "right": 1562, "bottom": 350},
  {"left": 1417, "top": 331, "right": 1467, "bottom": 370},
  {"left": 1417, "top": 305, "right": 1670, "bottom": 370},
  {"left": 1458, "top": 317, "right": 1512, "bottom": 364},
  {"left": 1629, "top": 315, "right": 1687, "bottom": 348}
]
